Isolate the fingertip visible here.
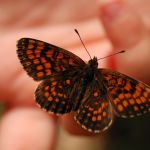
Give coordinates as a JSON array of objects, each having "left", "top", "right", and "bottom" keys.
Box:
[
  {"left": 0, "top": 108, "right": 56, "bottom": 150},
  {"left": 98, "top": 0, "right": 145, "bottom": 49},
  {"left": 60, "top": 112, "right": 100, "bottom": 136}
]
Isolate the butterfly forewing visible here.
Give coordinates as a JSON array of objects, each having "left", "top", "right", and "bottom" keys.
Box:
[
  {"left": 17, "top": 38, "right": 85, "bottom": 81},
  {"left": 100, "top": 69, "right": 150, "bottom": 118},
  {"left": 75, "top": 79, "right": 113, "bottom": 133}
]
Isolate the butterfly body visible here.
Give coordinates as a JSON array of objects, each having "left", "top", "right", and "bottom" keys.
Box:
[{"left": 17, "top": 38, "right": 150, "bottom": 133}]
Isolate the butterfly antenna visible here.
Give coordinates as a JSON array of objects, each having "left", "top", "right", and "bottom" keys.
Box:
[
  {"left": 75, "top": 29, "right": 92, "bottom": 59},
  {"left": 97, "top": 50, "right": 125, "bottom": 60}
]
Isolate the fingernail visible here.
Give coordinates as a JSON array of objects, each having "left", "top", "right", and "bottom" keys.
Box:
[{"left": 98, "top": 0, "right": 145, "bottom": 49}]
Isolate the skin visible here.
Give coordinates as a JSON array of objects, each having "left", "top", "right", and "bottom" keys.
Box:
[{"left": 0, "top": 0, "right": 150, "bottom": 150}]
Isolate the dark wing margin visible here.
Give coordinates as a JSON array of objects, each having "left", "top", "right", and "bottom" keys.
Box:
[
  {"left": 100, "top": 69, "right": 150, "bottom": 118},
  {"left": 17, "top": 38, "right": 85, "bottom": 81},
  {"left": 75, "top": 79, "right": 113, "bottom": 133}
]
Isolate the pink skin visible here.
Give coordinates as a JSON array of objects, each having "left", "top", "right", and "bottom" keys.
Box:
[{"left": 0, "top": 0, "right": 150, "bottom": 149}]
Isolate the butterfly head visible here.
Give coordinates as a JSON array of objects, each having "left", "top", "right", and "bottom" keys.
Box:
[{"left": 88, "top": 57, "right": 98, "bottom": 69}]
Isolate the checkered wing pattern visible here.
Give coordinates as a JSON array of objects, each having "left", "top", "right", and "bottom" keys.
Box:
[
  {"left": 75, "top": 79, "right": 113, "bottom": 133},
  {"left": 100, "top": 69, "right": 150, "bottom": 118},
  {"left": 35, "top": 75, "right": 75, "bottom": 114},
  {"left": 17, "top": 38, "right": 85, "bottom": 81}
]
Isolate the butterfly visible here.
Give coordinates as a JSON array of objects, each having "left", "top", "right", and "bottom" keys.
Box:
[{"left": 17, "top": 35, "right": 150, "bottom": 133}]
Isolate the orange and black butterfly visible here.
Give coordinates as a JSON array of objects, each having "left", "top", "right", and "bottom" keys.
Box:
[{"left": 17, "top": 33, "right": 150, "bottom": 133}]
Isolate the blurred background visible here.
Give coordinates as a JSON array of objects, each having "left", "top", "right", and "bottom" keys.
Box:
[{"left": 0, "top": 0, "right": 150, "bottom": 150}]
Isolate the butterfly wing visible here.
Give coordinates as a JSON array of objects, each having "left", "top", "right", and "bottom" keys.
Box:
[
  {"left": 100, "top": 69, "right": 150, "bottom": 118},
  {"left": 17, "top": 38, "right": 85, "bottom": 81},
  {"left": 35, "top": 73, "right": 76, "bottom": 114},
  {"left": 75, "top": 79, "right": 113, "bottom": 133}
]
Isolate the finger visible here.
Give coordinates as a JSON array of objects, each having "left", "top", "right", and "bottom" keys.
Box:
[
  {"left": 0, "top": 108, "right": 56, "bottom": 150},
  {"left": 57, "top": 115, "right": 107, "bottom": 150},
  {"left": 10, "top": 73, "right": 38, "bottom": 106},
  {"left": 99, "top": 0, "right": 146, "bottom": 49},
  {"left": 99, "top": 0, "right": 150, "bottom": 84}
]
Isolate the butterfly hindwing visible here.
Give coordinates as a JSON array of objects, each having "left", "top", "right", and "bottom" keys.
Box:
[
  {"left": 35, "top": 75, "right": 75, "bottom": 114},
  {"left": 100, "top": 69, "right": 150, "bottom": 118},
  {"left": 17, "top": 38, "right": 85, "bottom": 81},
  {"left": 75, "top": 79, "right": 113, "bottom": 133}
]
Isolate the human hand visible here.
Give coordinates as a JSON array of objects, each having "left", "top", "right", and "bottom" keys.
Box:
[{"left": 0, "top": 0, "right": 150, "bottom": 150}]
